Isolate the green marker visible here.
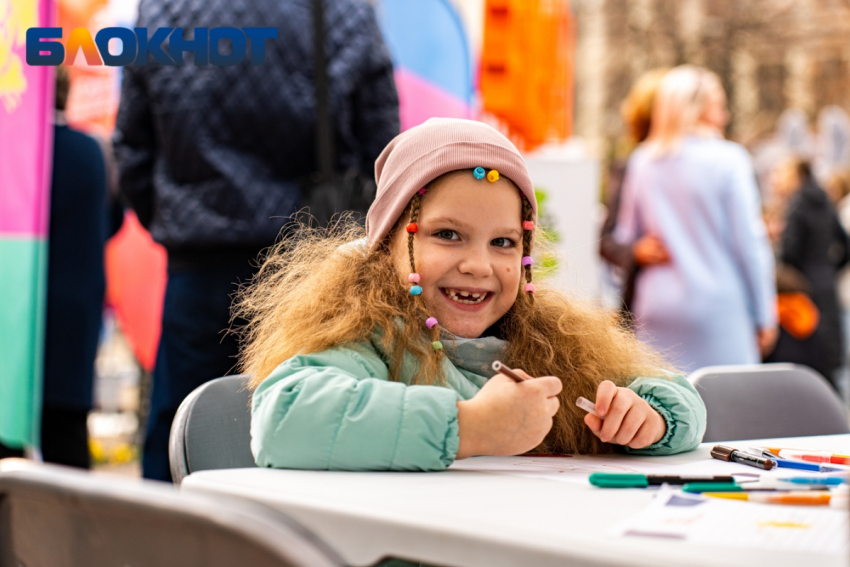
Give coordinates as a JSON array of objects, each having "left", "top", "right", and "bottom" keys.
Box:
[{"left": 589, "top": 473, "right": 735, "bottom": 488}]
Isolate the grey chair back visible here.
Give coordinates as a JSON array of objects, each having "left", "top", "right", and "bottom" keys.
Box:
[
  {"left": 169, "top": 375, "right": 256, "bottom": 485},
  {"left": 689, "top": 363, "right": 850, "bottom": 442},
  {"left": 0, "top": 459, "right": 343, "bottom": 567}
]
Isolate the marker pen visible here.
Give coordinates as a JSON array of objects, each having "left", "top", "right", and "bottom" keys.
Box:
[
  {"left": 702, "top": 491, "right": 845, "bottom": 507},
  {"left": 576, "top": 396, "right": 602, "bottom": 419},
  {"left": 754, "top": 449, "right": 848, "bottom": 473},
  {"left": 773, "top": 459, "right": 846, "bottom": 473},
  {"left": 684, "top": 482, "right": 830, "bottom": 493},
  {"left": 778, "top": 476, "right": 847, "bottom": 486},
  {"left": 589, "top": 473, "right": 734, "bottom": 488},
  {"left": 759, "top": 447, "right": 850, "bottom": 465},
  {"left": 711, "top": 445, "right": 776, "bottom": 470},
  {"left": 492, "top": 361, "right": 527, "bottom": 383},
  {"left": 775, "top": 450, "right": 850, "bottom": 466}
]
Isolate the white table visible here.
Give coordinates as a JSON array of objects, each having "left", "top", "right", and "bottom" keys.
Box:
[{"left": 181, "top": 435, "right": 850, "bottom": 567}]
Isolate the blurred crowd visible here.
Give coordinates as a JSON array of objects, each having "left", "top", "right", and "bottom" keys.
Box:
[{"left": 601, "top": 65, "right": 850, "bottom": 395}]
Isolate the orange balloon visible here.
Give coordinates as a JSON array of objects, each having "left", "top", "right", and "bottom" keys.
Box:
[
  {"left": 777, "top": 292, "right": 820, "bottom": 340},
  {"left": 105, "top": 213, "right": 167, "bottom": 371}
]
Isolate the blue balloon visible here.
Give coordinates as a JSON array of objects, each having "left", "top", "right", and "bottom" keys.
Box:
[{"left": 376, "top": 0, "right": 472, "bottom": 105}]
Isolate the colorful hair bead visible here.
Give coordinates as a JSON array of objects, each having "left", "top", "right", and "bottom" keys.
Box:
[
  {"left": 524, "top": 283, "right": 536, "bottom": 293},
  {"left": 406, "top": 223, "right": 418, "bottom": 234},
  {"left": 473, "top": 167, "right": 486, "bottom": 180},
  {"left": 523, "top": 221, "right": 535, "bottom": 230},
  {"left": 431, "top": 340, "right": 443, "bottom": 351},
  {"left": 487, "top": 169, "right": 500, "bottom": 182},
  {"left": 425, "top": 317, "right": 438, "bottom": 329},
  {"left": 418, "top": 187, "right": 427, "bottom": 195},
  {"left": 522, "top": 256, "right": 533, "bottom": 267},
  {"left": 410, "top": 285, "right": 423, "bottom": 295},
  {"left": 408, "top": 273, "right": 420, "bottom": 283}
]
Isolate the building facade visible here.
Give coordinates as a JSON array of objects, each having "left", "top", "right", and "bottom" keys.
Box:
[{"left": 573, "top": 0, "right": 850, "bottom": 156}]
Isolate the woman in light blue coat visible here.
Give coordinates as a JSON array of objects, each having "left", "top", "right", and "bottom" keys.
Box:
[{"left": 615, "top": 66, "right": 778, "bottom": 372}]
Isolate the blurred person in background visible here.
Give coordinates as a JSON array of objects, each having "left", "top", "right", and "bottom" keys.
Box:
[
  {"left": 113, "top": 0, "right": 399, "bottom": 481},
  {"left": 832, "top": 170, "right": 850, "bottom": 318},
  {"left": 43, "top": 66, "right": 111, "bottom": 467},
  {"left": 599, "top": 68, "right": 670, "bottom": 321},
  {"left": 766, "top": 161, "right": 849, "bottom": 389},
  {"left": 614, "top": 65, "right": 777, "bottom": 372},
  {"left": 833, "top": 170, "right": 850, "bottom": 395}
]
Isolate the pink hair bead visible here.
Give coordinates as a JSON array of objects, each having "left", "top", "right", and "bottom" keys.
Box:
[
  {"left": 418, "top": 187, "right": 427, "bottom": 195},
  {"left": 408, "top": 273, "right": 420, "bottom": 283},
  {"left": 425, "top": 317, "right": 438, "bottom": 329},
  {"left": 524, "top": 283, "right": 536, "bottom": 293},
  {"left": 522, "top": 221, "right": 535, "bottom": 230},
  {"left": 522, "top": 256, "right": 533, "bottom": 267}
]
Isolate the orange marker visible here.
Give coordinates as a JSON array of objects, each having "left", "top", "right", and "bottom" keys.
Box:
[
  {"left": 759, "top": 448, "right": 850, "bottom": 466},
  {"left": 702, "top": 491, "right": 840, "bottom": 507}
]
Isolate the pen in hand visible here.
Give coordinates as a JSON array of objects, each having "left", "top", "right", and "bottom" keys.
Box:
[
  {"left": 576, "top": 396, "right": 603, "bottom": 419},
  {"left": 492, "top": 361, "right": 527, "bottom": 382}
]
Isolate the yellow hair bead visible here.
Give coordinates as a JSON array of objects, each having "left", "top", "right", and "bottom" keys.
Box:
[{"left": 487, "top": 169, "right": 500, "bottom": 182}]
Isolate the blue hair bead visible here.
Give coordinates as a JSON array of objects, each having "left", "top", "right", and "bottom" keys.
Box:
[
  {"left": 473, "top": 167, "right": 485, "bottom": 180},
  {"left": 410, "top": 285, "right": 423, "bottom": 295}
]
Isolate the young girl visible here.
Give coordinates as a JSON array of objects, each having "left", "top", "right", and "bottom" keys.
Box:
[{"left": 240, "top": 118, "right": 706, "bottom": 471}]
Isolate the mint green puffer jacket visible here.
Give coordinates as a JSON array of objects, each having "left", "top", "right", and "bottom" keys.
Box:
[{"left": 251, "top": 336, "right": 706, "bottom": 471}]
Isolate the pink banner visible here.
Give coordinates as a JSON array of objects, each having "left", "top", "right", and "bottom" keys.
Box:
[
  {"left": 0, "top": 0, "right": 55, "bottom": 237},
  {"left": 395, "top": 67, "right": 471, "bottom": 131}
]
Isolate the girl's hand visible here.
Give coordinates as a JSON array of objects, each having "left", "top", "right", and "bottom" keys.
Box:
[
  {"left": 584, "top": 380, "right": 666, "bottom": 449},
  {"left": 456, "top": 370, "right": 562, "bottom": 459}
]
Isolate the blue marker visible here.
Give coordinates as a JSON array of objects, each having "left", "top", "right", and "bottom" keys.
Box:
[
  {"left": 773, "top": 459, "right": 846, "bottom": 472},
  {"left": 756, "top": 449, "right": 849, "bottom": 473},
  {"left": 780, "top": 476, "right": 847, "bottom": 485}
]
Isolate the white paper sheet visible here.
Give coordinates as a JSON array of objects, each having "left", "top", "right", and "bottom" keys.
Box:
[
  {"left": 610, "top": 490, "right": 849, "bottom": 556},
  {"left": 449, "top": 454, "right": 778, "bottom": 485}
]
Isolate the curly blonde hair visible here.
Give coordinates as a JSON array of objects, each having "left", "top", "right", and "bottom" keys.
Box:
[{"left": 236, "top": 213, "right": 672, "bottom": 456}]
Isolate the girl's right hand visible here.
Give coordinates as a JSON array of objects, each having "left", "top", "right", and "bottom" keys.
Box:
[{"left": 455, "top": 370, "right": 562, "bottom": 459}]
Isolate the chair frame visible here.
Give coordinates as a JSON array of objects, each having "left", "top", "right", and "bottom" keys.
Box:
[
  {"left": 689, "top": 363, "right": 849, "bottom": 442},
  {"left": 169, "top": 375, "right": 256, "bottom": 485},
  {"left": 0, "top": 459, "right": 343, "bottom": 567}
]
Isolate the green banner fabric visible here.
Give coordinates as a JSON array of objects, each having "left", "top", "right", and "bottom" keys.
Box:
[
  {"left": 0, "top": 0, "right": 54, "bottom": 450},
  {"left": 0, "top": 239, "right": 48, "bottom": 448}
]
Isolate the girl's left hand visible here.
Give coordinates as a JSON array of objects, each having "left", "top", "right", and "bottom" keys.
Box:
[{"left": 584, "top": 380, "right": 666, "bottom": 449}]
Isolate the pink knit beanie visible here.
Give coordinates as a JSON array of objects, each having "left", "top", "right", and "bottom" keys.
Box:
[{"left": 365, "top": 118, "right": 537, "bottom": 249}]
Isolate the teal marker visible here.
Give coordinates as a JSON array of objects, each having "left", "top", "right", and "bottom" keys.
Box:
[
  {"left": 683, "top": 482, "right": 743, "bottom": 493},
  {"left": 589, "top": 473, "right": 734, "bottom": 488}
]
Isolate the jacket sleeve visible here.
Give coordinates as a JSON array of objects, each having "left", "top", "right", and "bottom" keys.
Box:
[
  {"left": 600, "top": 164, "right": 638, "bottom": 272},
  {"left": 622, "top": 374, "right": 707, "bottom": 455},
  {"left": 251, "top": 347, "right": 460, "bottom": 471},
  {"left": 612, "top": 154, "right": 642, "bottom": 247},
  {"left": 112, "top": 64, "right": 157, "bottom": 228},
  {"left": 725, "top": 146, "right": 777, "bottom": 330}
]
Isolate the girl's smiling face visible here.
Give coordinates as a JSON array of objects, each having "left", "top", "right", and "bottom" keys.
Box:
[{"left": 391, "top": 171, "right": 524, "bottom": 338}]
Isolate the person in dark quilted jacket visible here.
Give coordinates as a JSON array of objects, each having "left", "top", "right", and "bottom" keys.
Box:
[{"left": 113, "top": 0, "right": 399, "bottom": 481}]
